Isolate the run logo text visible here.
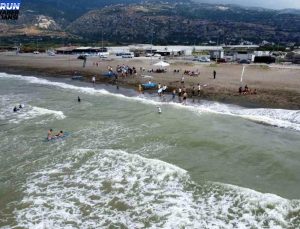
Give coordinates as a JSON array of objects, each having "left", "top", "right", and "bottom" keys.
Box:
[{"left": 0, "top": 0, "right": 21, "bottom": 20}]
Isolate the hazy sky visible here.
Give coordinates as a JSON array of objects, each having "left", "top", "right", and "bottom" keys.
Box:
[{"left": 196, "top": 0, "right": 300, "bottom": 9}]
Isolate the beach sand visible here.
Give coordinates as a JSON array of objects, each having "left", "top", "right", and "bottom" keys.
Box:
[{"left": 1, "top": 52, "right": 299, "bottom": 109}]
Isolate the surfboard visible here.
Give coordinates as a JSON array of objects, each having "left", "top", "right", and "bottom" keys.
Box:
[{"left": 142, "top": 83, "right": 157, "bottom": 89}]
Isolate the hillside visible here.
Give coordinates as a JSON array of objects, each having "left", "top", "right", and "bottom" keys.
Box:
[
  {"left": 67, "top": 2, "right": 300, "bottom": 44},
  {"left": 0, "top": 0, "right": 299, "bottom": 45}
]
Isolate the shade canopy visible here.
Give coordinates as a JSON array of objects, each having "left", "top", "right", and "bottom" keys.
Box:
[{"left": 153, "top": 61, "right": 170, "bottom": 67}]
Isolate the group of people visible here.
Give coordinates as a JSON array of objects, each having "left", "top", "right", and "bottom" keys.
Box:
[
  {"left": 183, "top": 70, "right": 200, "bottom": 76},
  {"left": 47, "top": 129, "right": 64, "bottom": 140},
  {"left": 238, "top": 85, "right": 257, "bottom": 95},
  {"left": 176, "top": 88, "right": 188, "bottom": 104},
  {"left": 157, "top": 83, "right": 168, "bottom": 96},
  {"left": 146, "top": 68, "right": 167, "bottom": 73},
  {"left": 116, "top": 65, "right": 137, "bottom": 77},
  {"left": 13, "top": 104, "right": 24, "bottom": 112},
  {"left": 173, "top": 83, "right": 203, "bottom": 105}
]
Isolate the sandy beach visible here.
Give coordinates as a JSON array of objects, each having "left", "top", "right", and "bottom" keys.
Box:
[{"left": 0, "top": 52, "right": 299, "bottom": 109}]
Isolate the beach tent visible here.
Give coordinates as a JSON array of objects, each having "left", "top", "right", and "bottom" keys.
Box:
[{"left": 153, "top": 61, "right": 170, "bottom": 67}]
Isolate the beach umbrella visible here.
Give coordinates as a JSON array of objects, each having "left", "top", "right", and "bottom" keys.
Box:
[{"left": 153, "top": 61, "right": 170, "bottom": 67}]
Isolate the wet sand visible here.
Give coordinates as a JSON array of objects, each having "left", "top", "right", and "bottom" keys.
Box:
[{"left": 1, "top": 52, "right": 299, "bottom": 109}]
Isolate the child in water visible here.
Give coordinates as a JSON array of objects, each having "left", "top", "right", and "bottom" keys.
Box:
[{"left": 157, "top": 106, "right": 162, "bottom": 114}]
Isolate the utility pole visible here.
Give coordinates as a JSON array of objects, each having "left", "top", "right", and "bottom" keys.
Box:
[{"left": 240, "top": 65, "right": 245, "bottom": 86}]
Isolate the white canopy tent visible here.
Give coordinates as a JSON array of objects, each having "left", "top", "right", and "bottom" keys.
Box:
[{"left": 153, "top": 61, "right": 170, "bottom": 68}]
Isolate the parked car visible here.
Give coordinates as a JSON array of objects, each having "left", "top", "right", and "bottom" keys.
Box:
[
  {"left": 47, "top": 51, "right": 55, "bottom": 56},
  {"left": 33, "top": 51, "right": 39, "bottom": 54},
  {"left": 199, "top": 56, "right": 210, "bottom": 62},
  {"left": 146, "top": 53, "right": 153, "bottom": 57},
  {"left": 239, "top": 59, "right": 251, "bottom": 64},
  {"left": 77, "top": 54, "right": 87, "bottom": 60},
  {"left": 153, "top": 53, "right": 161, "bottom": 57},
  {"left": 193, "top": 56, "right": 210, "bottom": 62},
  {"left": 98, "top": 52, "right": 109, "bottom": 58},
  {"left": 121, "top": 53, "right": 134, "bottom": 58},
  {"left": 116, "top": 52, "right": 125, "bottom": 56}
]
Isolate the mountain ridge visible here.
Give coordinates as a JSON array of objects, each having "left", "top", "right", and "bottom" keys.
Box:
[{"left": 1, "top": 0, "right": 299, "bottom": 45}]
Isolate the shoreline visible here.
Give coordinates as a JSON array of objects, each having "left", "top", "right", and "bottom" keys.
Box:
[{"left": 0, "top": 53, "right": 299, "bottom": 110}]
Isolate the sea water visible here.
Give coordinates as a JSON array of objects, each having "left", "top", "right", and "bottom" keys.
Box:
[{"left": 0, "top": 72, "right": 299, "bottom": 228}]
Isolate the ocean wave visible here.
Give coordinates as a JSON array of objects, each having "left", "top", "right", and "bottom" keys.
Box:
[
  {"left": 193, "top": 102, "right": 300, "bottom": 132},
  {"left": 8, "top": 106, "right": 66, "bottom": 124},
  {"left": 0, "top": 103, "right": 66, "bottom": 124},
  {"left": 1, "top": 72, "right": 299, "bottom": 131},
  {"left": 14, "top": 149, "right": 300, "bottom": 229}
]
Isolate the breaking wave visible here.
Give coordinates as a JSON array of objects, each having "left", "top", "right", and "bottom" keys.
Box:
[
  {"left": 1, "top": 72, "right": 299, "bottom": 131},
  {"left": 14, "top": 149, "right": 300, "bottom": 228}
]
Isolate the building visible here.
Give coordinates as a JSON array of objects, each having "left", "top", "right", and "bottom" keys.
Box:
[
  {"left": 55, "top": 46, "right": 78, "bottom": 55},
  {"left": 55, "top": 46, "right": 108, "bottom": 55}
]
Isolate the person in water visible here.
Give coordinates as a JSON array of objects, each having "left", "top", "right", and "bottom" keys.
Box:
[
  {"left": 47, "top": 129, "right": 53, "bottom": 140},
  {"left": 92, "top": 76, "right": 96, "bottom": 86},
  {"left": 157, "top": 106, "right": 162, "bottom": 114},
  {"left": 56, "top": 130, "right": 64, "bottom": 137},
  {"left": 78, "top": 96, "right": 81, "bottom": 102},
  {"left": 13, "top": 106, "right": 19, "bottom": 112}
]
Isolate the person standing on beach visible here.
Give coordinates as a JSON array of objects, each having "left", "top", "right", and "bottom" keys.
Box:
[
  {"left": 162, "top": 85, "right": 167, "bottom": 95},
  {"left": 178, "top": 87, "right": 182, "bottom": 102},
  {"left": 158, "top": 83, "right": 161, "bottom": 90},
  {"left": 213, "top": 70, "right": 216, "bottom": 79},
  {"left": 183, "top": 92, "right": 187, "bottom": 105},
  {"left": 192, "top": 86, "right": 196, "bottom": 102},
  {"left": 178, "top": 87, "right": 182, "bottom": 97},
  {"left": 92, "top": 76, "right": 96, "bottom": 86},
  {"left": 172, "top": 89, "right": 176, "bottom": 101},
  {"left": 181, "top": 76, "right": 185, "bottom": 84},
  {"left": 197, "top": 83, "right": 201, "bottom": 96},
  {"left": 192, "top": 87, "right": 196, "bottom": 97},
  {"left": 83, "top": 56, "right": 87, "bottom": 68},
  {"left": 138, "top": 84, "right": 143, "bottom": 94}
]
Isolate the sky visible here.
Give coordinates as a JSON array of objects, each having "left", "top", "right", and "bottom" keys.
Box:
[{"left": 195, "top": 0, "right": 300, "bottom": 9}]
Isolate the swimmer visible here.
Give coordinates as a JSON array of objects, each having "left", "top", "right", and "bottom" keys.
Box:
[
  {"left": 13, "top": 106, "right": 19, "bottom": 112},
  {"left": 47, "top": 129, "right": 53, "bottom": 140},
  {"left": 157, "top": 106, "right": 162, "bottom": 114},
  {"left": 78, "top": 96, "right": 81, "bottom": 102},
  {"left": 56, "top": 130, "right": 64, "bottom": 137}
]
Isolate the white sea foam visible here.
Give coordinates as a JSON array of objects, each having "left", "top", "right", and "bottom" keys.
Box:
[
  {"left": 13, "top": 149, "right": 300, "bottom": 229},
  {"left": 193, "top": 102, "right": 300, "bottom": 131},
  {"left": 7, "top": 106, "right": 66, "bottom": 124},
  {"left": 0, "top": 72, "right": 159, "bottom": 105},
  {"left": 1, "top": 72, "right": 300, "bottom": 131},
  {"left": 0, "top": 89, "right": 66, "bottom": 124}
]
